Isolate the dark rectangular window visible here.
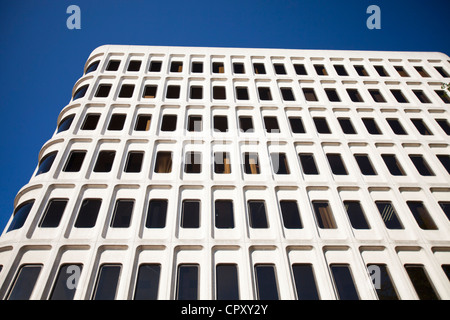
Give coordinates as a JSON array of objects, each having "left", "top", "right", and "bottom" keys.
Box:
[
  {"left": 93, "top": 150, "right": 116, "bottom": 172},
  {"left": 369, "top": 89, "right": 386, "bottom": 103},
  {"left": 436, "top": 118, "right": 450, "bottom": 135},
  {"left": 39, "top": 199, "right": 68, "bottom": 228},
  {"left": 181, "top": 200, "right": 200, "bottom": 228},
  {"left": 437, "top": 154, "right": 450, "bottom": 174},
  {"left": 73, "top": 85, "right": 88, "bottom": 100},
  {"left": 187, "top": 115, "right": 202, "bottom": 132},
  {"left": 435, "top": 66, "right": 450, "bottom": 77},
  {"left": 414, "top": 66, "right": 430, "bottom": 77},
  {"left": 294, "top": 64, "right": 307, "bottom": 75},
  {"left": 92, "top": 264, "right": 121, "bottom": 300},
  {"left": 442, "top": 265, "right": 450, "bottom": 281},
  {"left": 170, "top": 61, "right": 183, "bottom": 73},
  {"left": 50, "top": 264, "right": 83, "bottom": 300},
  {"left": 154, "top": 151, "right": 172, "bottom": 173},
  {"left": 189, "top": 86, "right": 203, "bottom": 99},
  {"left": 258, "top": 87, "right": 272, "bottom": 101},
  {"left": 362, "top": 118, "right": 382, "bottom": 135},
  {"left": 409, "top": 155, "right": 434, "bottom": 176},
  {"left": 343, "top": 201, "right": 370, "bottom": 229},
  {"left": 334, "top": 64, "right": 348, "bottom": 76},
  {"left": 7, "top": 201, "right": 34, "bottom": 232},
  {"left": 213, "top": 86, "right": 226, "bottom": 100},
  {"left": 124, "top": 151, "right": 143, "bottom": 173},
  {"left": 264, "top": 116, "right": 280, "bottom": 133},
  {"left": 314, "top": 64, "right": 328, "bottom": 76},
  {"left": 134, "top": 264, "right": 161, "bottom": 300},
  {"left": 166, "top": 85, "right": 180, "bottom": 99},
  {"left": 253, "top": 63, "right": 266, "bottom": 74},
  {"left": 404, "top": 265, "right": 439, "bottom": 300},
  {"left": 143, "top": 85, "right": 157, "bottom": 98},
  {"left": 239, "top": 116, "right": 254, "bottom": 133},
  {"left": 255, "top": 265, "right": 279, "bottom": 300},
  {"left": 145, "top": 199, "right": 168, "bottom": 228},
  {"left": 325, "top": 88, "right": 341, "bottom": 102},
  {"left": 303, "top": 88, "right": 318, "bottom": 101},
  {"left": 354, "top": 65, "right": 369, "bottom": 76},
  {"left": 299, "top": 153, "right": 319, "bottom": 175},
  {"left": 233, "top": 62, "right": 245, "bottom": 74},
  {"left": 407, "top": 201, "right": 437, "bottom": 230},
  {"left": 184, "top": 151, "right": 202, "bottom": 174},
  {"left": 63, "top": 151, "right": 86, "bottom": 172},
  {"left": 191, "top": 62, "right": 203, "bottom": 73},
  {"left": 248, "top": 200, "right": 268, "bottom": 229},
  {"left": 107, "top": 114, "right": 126, "bottom": 131},
  {"left": 390, "top": 89, "right": 409, "bottom": 103},
  {"left": 118, "top": 84, "right": 135, "bottom": 98},
  {"left": 215, "top": 200, "right": 234, "bottom": 229},
  {"left": 110, "top": 199, "right": 134, "bottom": 228},
  {"left": 214, "top": 152, "right": 231, "bottom": 174},
  {"left": 176, "top": 265, "right": 199, "bottom": 300},
  {"left": 347, "top": 89, "right": 364, "bottom": 102},
  {"left": 330, "top": 264, "right": 359, "bottom": 300},
  {"left": 312, "top": 201, "right": 337, "bottom": 229},
  {"left": 161, "top": 114, "right": 177, "bottom": 131},
  {"left": 235, "top": 86, "right": 249, "bottom": 100},
  {"left": 7, "top": 265, "right": 42, "bottom": 300},
  {"left": 354, "top": 154, "right": 377, "bottom": 175},
  {"left": 376, "top": 201, "right": 404, "bottom": 229},
  {"left": 382, "top": 154, "right": 406, "bottom": 176},
  {"left": 106, "top": 60, "right": 120, "bottom": 71},
  {"left": 289, "top": 117, "right": 306, "bottom": 133},
  {"left": 367, "top": 264, "right": 398, "bottom": 300},
  {"left": 338, "top": 118, "right": 357, "bottom": 134},
  {"left": 439, "top": 201, "right": 450, "bottom": 220},
  {"left": 411, "top": 118, "right": 432, "bottom": 135},
  {"left": 95, "top": 84, "right": 112, "bottom": 98},
  {"left": 149, "top": 61, "right": 162, "bottom": 72},
  {"left": 435, "top": 90, "right": 450, "bottom": 103},
  {"left": 127, "top": 60, "right": 141, "bottom": 72},
  {"left": 413, "top": 90, "right": 431, "bottom": 103},
  {"left": 135, "top": 115, "right": 151, "bottom": 131},
  {"left": 313, "top": 117, "right": 331, "bottom": 134},
  {"left": 57, "top": 115, "right": 75, "bottom": 133},
  {"left": 280, "top": 200, "right": 302, "bottom": 229},
  {"left": 213, "top": 62, "right": 225, "bottom": 73},
  {"left": 274, "top": 63, "right": 287, "bottom": 75},
  {"left": 36, "top": 152, "right": 57, "bottom": 175},
  {"left": 243, "top": 152, "right": 260, "bottom": 174},
  {"left": 216, "top": 264, "right": 239, "bottom": 300},
  {"left": 387, "top": 118, "right": 407, "bottom": 135},
  {"left": 271, "top": 152, "right": 290, "bottom": 174},
  {"left": 292, "top": 264, "right": 319, "bottom": 300},
  {"left": 74, "top": 199, "right": 102, "bottom": 228},
  {"left": 214, "top": 115, "right": 228, "bottom": 133},
  {"left": 81, "top": 114, "right": 100, "bottom": 130},
  {"left": 374, "top": 65, "right": 389, "bottom": 77},
  {"left": 394, "top": 66, "right": 409, "bottom": 77},
  {"left": 281, "top": 87, "right": 295, "bottom": 101},
  {"left": 327, "top": 153, "right": 348, "bottom": 175}
]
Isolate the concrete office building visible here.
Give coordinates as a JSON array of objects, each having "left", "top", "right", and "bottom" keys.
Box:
[{"left": 0, "top": 45, "right": 449, "bottom": 300}]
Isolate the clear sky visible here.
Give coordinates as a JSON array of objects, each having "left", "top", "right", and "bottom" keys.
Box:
[{"left": 0, "top": 0, "right": 449, "bottom": 231}]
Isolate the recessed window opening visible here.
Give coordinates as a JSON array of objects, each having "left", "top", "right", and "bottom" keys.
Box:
[
  {"left": 411, "top": 118, "right": 432, "bottom": 135},
  {"left": 239, "top": 116, "right": 254, "bottom": 132},
  {"left": 264, "top": 116, "right": 279, "bottom": 133},
  {"left": 73, "top": 85, "right": 88, "bottom": 100},
  {"left": 292, "top": 264, "right": 319, "bottom": 300},
  {"left": 354, "top": 65, "right": 369, "bottom": 76},
  {"left": 281, "top": 87, "right": 295, "bottom": 101},
  {"left": 374, "top": 65, "right": 389, "bottom": 77},
  {"left": 294, "top": 64, "right": 307, "bottom": 75},
  {"left": 213, "top": 62, "right": 225, "bottom": 73},
  {"left": 134, "top": 264, "right": 161, "bottom": 300},
  {"left": 274, "top": 63, "right": 287, "bottom": 74},
  {"left": 330, "top": 264, "right": 359, "bottom": 300},
  {"left": 149, "top": 61, "right": 162, "bottom": 72},
  {"left": 7, "top": 200, "right": 35, "bottom": 232},
  {"left": 390, "top": 89, "right": 409, "bottom": 103},
  {"left": 289, "top": 117, "right": 305, "bottom": 133},
  {"left": 214, "top": 115, "right": 228, "bottom": 132},
  {"left": 354, "top": 154, "right": 377, "bottom": 175},
  {"left": 124, "top": 152, "right": 144, "bottom": 173},
  {"left": 110, "top": 199, "right": 134, "bottom": 228},
  {"left": 39, "top": 199, "right": 68, "bottom": 228},
  {"left": 135, "top": 115, "right": 151, "bottom": 131},
  {"left": 314, "top": 64, "right": 328, "bottom": 76},
  {"left": 435, "top": 66, "right": 450, "bottom": 78},
  {"left": 213, "top": 86, "right": 226, "bottom": 100},
  {"left": 184, "top": 151, "right": 202, "bottom": 174},
  {"left": 299, "top": 153, "right": 319, "bottom": 175},
  {"left": 81, "top": 114, "right": 100, "bottom": 130},
  {"left": 92, "top": 264, "right": 121, "bottom": 300},
  {"left": 327, "top": 153, "right": 348, "bottom": 175},
  {"left": 166, "top": 85, "right": 180, "bottom": 99},
  {"left": 312, "top": 201, "right": 337, "bottom": 229},
  {"left": 394, "top": 66, "right": 409, "bottom": 77},
  {"left": 375, "top": 201, "right": 403, "bottom": 229},
  {"left": 404, "top": 265, "right": 439, "bottom": 300},
  {"left": 407, "top": 201, "right": 437, "bottom": 230},
  {"left": 57, "top": 115, "right": 75, "bottom": 133},
  {"left": 334, "top": 65, "right": 348, "bottom": 76},
  {"left": 107, "top": 114, "right": 126, "bottom": 131},
  {"left": 187, "top": 115, "right": 202, "bottom": 132},
  {"left": 216, "top": 264, "right": 239, "bottom": 300},
  {"left": 190, "top": 86, "right": 203, "bottom": 99},
  {"left": 325, "top": 88, "right": 341, "bottom": 102},
  {"left": 414, "top": 66, "right": 430, "bottom": 77},
  {"left": 338, "top": 118, "right": 357, "bottom": 134},
  {"left": 248, "top": 200, "right": 268, "bottom": 228},
  {"left": 369, "top": 89, "right": 386, "bottom": 103},
  {"left": 343, "top": 200, "right": 370, "bottom": 229},
  {"left": 106, "top": 60, "right": 120, "bottom": 71},
  {"left": 181, "top": 200, "right": 200, "bottom": 228},
  {"left": 127, "top": 60, "right": 141, "bottom": 72},
  {"left": 143, "top": 85, "right": 157, "bottom": 98},
  {"left": 215, "top": 200, "right": 234, "bottom": 228},
  {"left": 154, "top": 151, "right": 172, "bottom": 173},
  {"left": 74, "top": 198, "right": 102, "bottom": 228},
  {"left": 7, "top": 265, "right": 42, "bottom": 300},
  {"left": 63, "top": 151, "right": 86, "bottom": 172},
  {"left": 303, "top": 88, "right": 318, "bottom": 101},
  {"left": 387, "top": 118, "right": 407, "bottom": 135},
  {"left": 409, "top": 155, "right": 435, "bottom": 176},
  {"left": 161, "top": 114, "right": 177, "bottom": 131},
  {"left": 347, "top": 89, "right": 364, "bottom": 102},
  {"left": 170, "top": 61, "right": 183, "bottom": 73},
  {"left": 313, "top": 117, "right": 331, "bottom": 134},
  {"left": 258, "top": 87, "right": 272, "bottom": 101},
  {"left": 362, "top": 118, "right": 382, "bottom": 135},
  {"left": 36, "top": 152, "right": 57, "bottom": 175},
  {"left": 253, "top": 63, "right": 266, "bottom": 74},
  {"left": 367, "top": 264, "right": 398, "bottom": 300},
  {"left": 93, "top": 150, "right": 116, "bottom": 172},
  {"left": 214, "top": 152, "right": 231, "bottom": 174},
  {"left": 271, "top": 152, "right": 290, "bottom": 174},
  {"left": 145, "top": 199, "right": 167, "bottom": 228},
  {"left": 243, "top": 152, "right": 260, "bottom": 174},
  {"left": 95, "top": 84, "right": 112, "bottom": 98},
  {"left": 233, "top": 62, "right": 245, "bottom": 74},
  {"left": 382, "top": 154, "right": 406, "bottom": 176},
  {"left": 436, "top": 119, "right": 450, "bottom": 135},
  {"left": 50, "top": 264, "right": 83, "bottom": 300},
  {"left": 436, "top": 155, "right": 450, "bottom": 174},
  {"left": 413, "top": 90, "right": 431, "bottom": 103},
  {"left": 280, "top": 200, "right": 303, "bottom": 229},
  {"left": 86, "top": 61, "right": 99, "bottom": 74},
  {"left": 176, "top": 265, "right": 199, "bottom": 300},
  {"left": 255, "top": 265, "right": 279, "bottom": 300},
  {"left": 191, "top": 61, "right": 203, "bottom": 73},
  {"left": 236, "top": 86, "right": 249, "bottom": 100}
]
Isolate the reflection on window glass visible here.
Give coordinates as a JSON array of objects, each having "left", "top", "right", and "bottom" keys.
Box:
[
  {"left": 176, "top": 264, "right": 199, "bottom": 300},
  {"left": 292, "top": 264, "right": 319, "bottom": 300},
  {"left": 92, "top": 264, "right": 121, "bottom": 300},
  {"left": 404, "top": 265, "right": 439, "bottom": 300},
  {"left": 255, "top": 264, "right": 279, "bottom": 300},
  {"left": 7, "top": 264, "right": 42, "bottom": 300},
  {"left": 330, "top": 264, "right": 359, "bottom": 300},
  {"left": 50, "top": 264, "right": 83, "bottom": 300},
  {"left": 134, "top": 264, "right": 161, "bottom": 300}
]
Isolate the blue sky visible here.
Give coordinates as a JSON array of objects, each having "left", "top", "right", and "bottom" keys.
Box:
[{"left": 0, "top": 0, "right": 449, "bottom": 231}]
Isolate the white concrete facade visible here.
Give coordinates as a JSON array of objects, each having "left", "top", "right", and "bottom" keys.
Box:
[{"left": 0, "top": 45, "right": 449, "bottom": 300}]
